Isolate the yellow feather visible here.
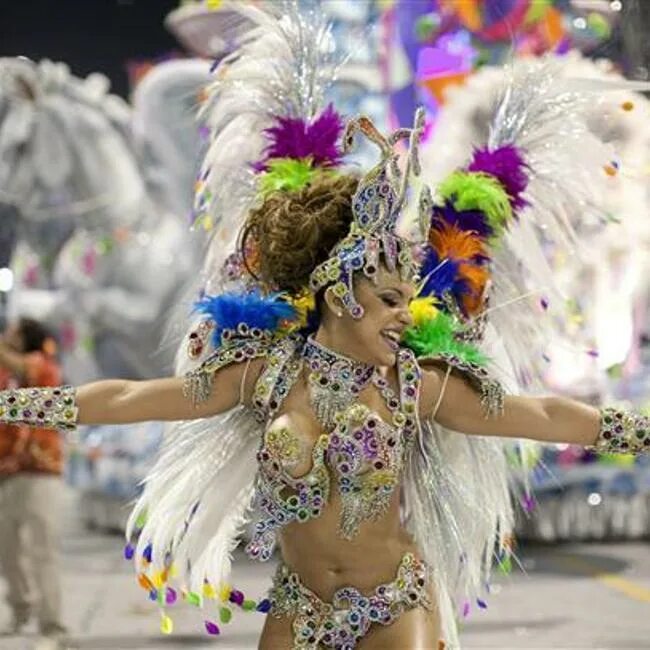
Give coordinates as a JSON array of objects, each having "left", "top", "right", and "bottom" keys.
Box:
[{"left": 409, "top": 297, "right": 439, "bottom": 327}]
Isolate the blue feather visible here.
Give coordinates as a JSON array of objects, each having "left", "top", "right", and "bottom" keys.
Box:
[
  {"left": 194, "top": 290, "right": 297, "bottom": 346},
  {"left": 419, "top": 250, "right": 472, "bottom": 306}
]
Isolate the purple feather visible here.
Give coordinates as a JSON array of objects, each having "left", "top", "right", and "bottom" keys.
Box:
[
  {"left": 468, "top": 145, "right": 529, "bottom": 212},
  {"left": 254, "top": 104, "right": 344, "bottom": 171},
  {"left": 433, "top": 202, "right": 493, "bottom": 239}
]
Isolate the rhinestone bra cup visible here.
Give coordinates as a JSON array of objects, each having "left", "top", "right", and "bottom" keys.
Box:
[{"left": 245, "top": 339, "right": 420, "bottom": 561}]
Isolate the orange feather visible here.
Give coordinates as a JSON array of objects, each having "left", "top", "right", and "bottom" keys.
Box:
[
  {"left": 428, "top": 222, "right": 487, "bottom": 260},
  {"left": 429, "top": 222, "right": 490, "bottom": 317}
]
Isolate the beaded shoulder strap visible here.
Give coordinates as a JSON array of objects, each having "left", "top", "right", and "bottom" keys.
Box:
[
  {"left": 396, "top": 348, "right": 421, "bottom": 446},
  {"left": 182, "top": 327, "right": 274, "bottom": 406},
  {"left": 251, "top": 334, "right": 304, "bottom": 424},
  {"left": 419, "top": 352, "right": 505, "bottom": 418}
]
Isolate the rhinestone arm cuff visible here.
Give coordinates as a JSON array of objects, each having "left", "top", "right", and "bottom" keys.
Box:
[
  {"left": 0, "top": 385, "right": 78, "bottom": 430},
  {"left": 182, "top": 326, "right": 273, "bottom": 406},
  {"left": 420, "top": 353, "right": 505, "bottom": 418},
  {"left": 590, "top": 407, "right": 650, "bottom": 455}
]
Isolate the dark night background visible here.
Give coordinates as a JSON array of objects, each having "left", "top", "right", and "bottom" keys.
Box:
[{"left": 0, "top": 0, "right": 181, "bottom": 98}]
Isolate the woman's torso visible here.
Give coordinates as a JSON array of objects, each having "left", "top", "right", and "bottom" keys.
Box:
[{"left": 246, "top": 337, "right": 423, "bottom": 598}]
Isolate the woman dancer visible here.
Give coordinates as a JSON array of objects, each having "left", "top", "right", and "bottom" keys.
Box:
[{"left": 0, "top": 4, "right": 647, "bottom": 648}]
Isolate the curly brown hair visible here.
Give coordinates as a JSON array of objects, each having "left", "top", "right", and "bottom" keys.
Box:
[{"left": 240, "top": 174, "right": 358, "bottom": 293}]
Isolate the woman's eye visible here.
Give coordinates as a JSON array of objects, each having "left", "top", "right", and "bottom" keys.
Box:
[{"left": 381, "top": 296, "right": 398, "bottom": 307}]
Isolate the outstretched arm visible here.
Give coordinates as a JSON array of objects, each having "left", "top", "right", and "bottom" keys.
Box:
[
  {"left": 78, "top": 358, "right": 263, "bottom": 424},
  {"left": 420, "top": 365, "right": 602, "bottom": 447},
  {"left": 1, "top": 358, "right": 264, "bottom": 428}
]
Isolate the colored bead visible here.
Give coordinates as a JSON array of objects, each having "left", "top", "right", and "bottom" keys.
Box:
[
  {"left": 521, "top": 494, "right": 536, "bottom": 513},
  {"left": 186, "top": 592, "right": 202, "bottom": 606},
  {"left": 142, "top": 544, "right": 153, "bottom": 563},
  {"left": 160, "top": 614, "right": 173, "bottom": 635},
  {"left": 229, "top": 589, "right": 245, "bottom": 606},
  {"left": 123, "top": 543, "right": 135, "bottom": 560},
  {"left": 203, "top": 583, "right": 216, "bottom": 599},
  {"left": 219, "top": 606, "right": 232, "bottom": 623},
  {"left": 166, "top": 587, "right": 177, "bottom": 605},
  {"left": 153, "top": 571, "right": 166, "bottom": 589},
  {"left": 242, "top": 599, "right": 257, "bottom": 611},
  {"left": 256, "top": 598, "right": 272, "bottom": 613},
  {"left": 138, "top": 574, "right": 154, "bottom": 592},
  {"left": 204, "top": 620, "right": 220, "bottom": 635},
  {"left": 498, "top": 555, "right": 512, "bottom": 574}
]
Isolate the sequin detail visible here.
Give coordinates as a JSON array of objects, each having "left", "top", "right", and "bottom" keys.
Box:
[
  {"left": 0, "top": 385, "right": 77, "bottom": 430},
  {"left": 269, "top": 552, "right": 430, "bottom": 649},
  {"left": 329, "top": 350, "right": 420, "bottom": 539},
  {"left": 247, "top": 433, "right": 330, "bottom": 561},
  {"left": 309, "top": 110, "right": 428, "bottom": 320},
  {"left": 247, "top": 344, "right": 421, "bottom": 557},
  {"left": 303, "top": 336, "right": 374, "bottom": 431},
  {"left": 252, "top": 335, "right": 303, "bottom": 423},
  {"left": 182, "top": 325, "right": 273, "bottom": 405},
  {"left": 592, "top": 407, "right": 650, "bottom": 455},
  {"left": 187, "top": 319, "right": 215, "bottom": 360}
]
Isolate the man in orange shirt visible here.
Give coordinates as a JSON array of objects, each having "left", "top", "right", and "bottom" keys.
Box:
[{"left": 0, "top": 318, "right": 66, "bottom": 639}]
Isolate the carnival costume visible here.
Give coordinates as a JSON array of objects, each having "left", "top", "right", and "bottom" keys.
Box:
[{"left": 1, "top": 3, "right": 650, "bottom": 648}]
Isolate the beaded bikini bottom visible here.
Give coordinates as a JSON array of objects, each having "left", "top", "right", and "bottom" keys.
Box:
[{"left": 269, "top": 552, "right": 431, "bottom": 649}]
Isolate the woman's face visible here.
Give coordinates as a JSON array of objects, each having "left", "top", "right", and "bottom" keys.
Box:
[{"left": 329, "top": 266, "right": 415, "bottom": 367}]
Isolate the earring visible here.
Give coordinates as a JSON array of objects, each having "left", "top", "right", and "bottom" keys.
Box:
[{"left": 337, "top": 312, "right": 342, "bottom": 318}]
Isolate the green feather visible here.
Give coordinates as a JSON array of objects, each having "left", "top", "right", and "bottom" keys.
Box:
[
  {"left": 438, "top": 171, "right": 513, "bottom": 236},
  {"left": 402, "top": 311, "right": 488, "bottom": 366},
  {"left": 258, "top": 158, "right": 319, "bottom": 195}
]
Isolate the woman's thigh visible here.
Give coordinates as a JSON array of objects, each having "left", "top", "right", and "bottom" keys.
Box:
[{"left": 258, "top": 608, "right": 444, "bottom": 649}]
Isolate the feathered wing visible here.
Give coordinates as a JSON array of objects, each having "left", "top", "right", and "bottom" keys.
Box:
[
  {"left": 125, "top": 0, "right": 342, "bottom": 622},
  {"left": 126, "top": 408, "right": 260, "bottom": 596},
  {"left": 401, "top": 55, "right": 650, "bottom": 646},
  {"left": 422, "top": 54, "right": 650, "bottom": 389}
]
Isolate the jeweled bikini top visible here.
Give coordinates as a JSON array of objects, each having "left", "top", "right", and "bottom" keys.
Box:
[{"left": 245, "top": 336, "right": 420, "bottom": 562}]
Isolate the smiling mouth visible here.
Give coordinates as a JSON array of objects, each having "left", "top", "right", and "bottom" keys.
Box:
[{"left": 381, "top": 330, "right": 401, "bottom": 352}]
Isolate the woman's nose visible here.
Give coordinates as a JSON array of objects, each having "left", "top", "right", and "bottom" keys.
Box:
[{"left": 399, "top": 306, "right": 413, "bottom": 328}]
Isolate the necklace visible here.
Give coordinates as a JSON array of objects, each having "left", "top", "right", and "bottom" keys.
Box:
[{"left": 302, "top": 336, "right": 375, "bottom": 431}]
